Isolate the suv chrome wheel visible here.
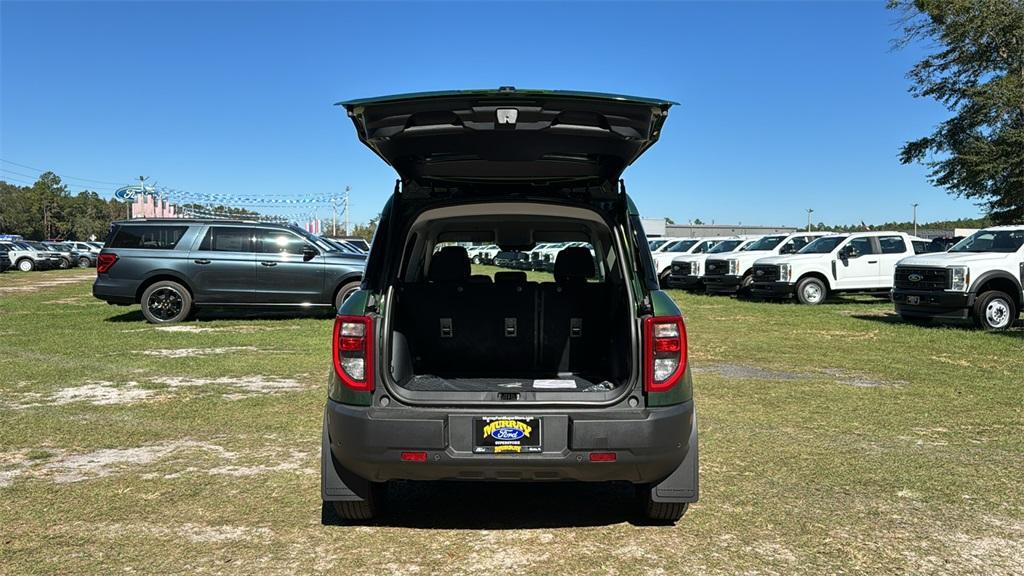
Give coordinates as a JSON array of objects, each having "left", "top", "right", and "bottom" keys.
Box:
[{"left": 18, "top": 259, "right": 33, "bottom": 272}]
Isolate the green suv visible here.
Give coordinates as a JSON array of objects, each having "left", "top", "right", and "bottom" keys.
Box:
[{"left": 322, "top": 88, "right": 698, "bottom": 523}]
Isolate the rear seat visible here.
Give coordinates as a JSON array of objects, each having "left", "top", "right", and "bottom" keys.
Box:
[{"left": 538, "top": 247, "right": 610, "bottom": 375}]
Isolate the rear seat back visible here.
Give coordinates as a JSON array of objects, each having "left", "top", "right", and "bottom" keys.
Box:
[{"left": 539, "top": 247, "right": 610, "bottom": 374}]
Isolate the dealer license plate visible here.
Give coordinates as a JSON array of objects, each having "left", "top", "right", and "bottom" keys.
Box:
[
  {"left": 473, "top": 416, "right": 542, "bottom": 454},
  {"left": 907, "top": 295, "right": 921, "bottom": 305}
]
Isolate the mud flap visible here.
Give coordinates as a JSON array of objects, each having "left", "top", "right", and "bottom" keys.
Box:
[
  {"left": 321, "top": 409, "right": 373, "bottom": 502},
  {"left": 650, "top": 409, "right": 699, "bottom": 503}
]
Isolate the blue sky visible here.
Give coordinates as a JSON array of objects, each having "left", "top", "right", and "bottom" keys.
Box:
[{"left": 0, "top": 1, "right": 978, "bottom": 227}]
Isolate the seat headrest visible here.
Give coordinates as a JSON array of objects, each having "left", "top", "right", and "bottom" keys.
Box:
[
  {"left": 554, "top": 247, "right": 595, "bottom": 283},
  {"left": 468, "top": 274, "right": 493, "bottom": 284},
  {"left": 428, "top": 246, "right": 470, "bottom": 282},
  {"left": 494, "top": 271, "right": 527, "bottom": 284}
]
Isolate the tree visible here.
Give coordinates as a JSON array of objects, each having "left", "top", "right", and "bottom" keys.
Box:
[
  {"left": 891, "top": 0, "right": 1024, "bottom": 224},
  {"left": 349, "top": 214, "right": 380, "bottom": 241},
  {"left": 692, "top": 218, "right": 705, "bottom": 225}
]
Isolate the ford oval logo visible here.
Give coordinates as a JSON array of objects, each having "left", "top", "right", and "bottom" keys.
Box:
[
  {"left": 708, "top": 264, "right": 716, "bottom": 270},
  {"left": 756, "top": 269, "right": 764, "bottom": 276},
  {"left": 491, "top": 427, "right": 525, "bottom": 441},
  {"left": 908, "top": 273, "right": 923, "bottom": 282}
]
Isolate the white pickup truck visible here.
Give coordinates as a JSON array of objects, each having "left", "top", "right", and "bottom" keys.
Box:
[
  {"left": 652, "top": 237, "right": 728, "bottom": 286},
  {"left": 664, "top": 236, "right": 759, "bottom": 290},
  {"left": 892, "top": 225, "right": 1023, "bottom": 330},
  {"left": 750, "top": 231, "right": 916, "bottom": 304},
  {"left": 703, "top": 232, "right": 831, "bottom": 296}
]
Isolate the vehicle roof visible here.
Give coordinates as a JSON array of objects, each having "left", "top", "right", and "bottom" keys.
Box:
[
  {"left": 981, "top": 225, "right": 1024, "bottom": 231},
  {"left": 337, "top": 87, "right": 678, "bottom": 108},
  {"left": 113, "top": 218, "right": 293, "bottom": 228}
]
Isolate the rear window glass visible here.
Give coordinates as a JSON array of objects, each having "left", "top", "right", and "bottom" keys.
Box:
[
  {"left": 879, "top": 236, "right": 907, "bottom": 254},
  {"left": 109, "top": 225, "right": 188, "bottom": 250}
]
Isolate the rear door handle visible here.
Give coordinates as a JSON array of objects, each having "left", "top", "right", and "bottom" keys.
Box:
[
  {"left": 867, "top": 260, "right": 878, "bottom": 264},
  {"left": 261, "top": 261, "right": 277, "bottom": 267},
  {"left": 194, "top": 259, "right": 211, "bottom": 265}
]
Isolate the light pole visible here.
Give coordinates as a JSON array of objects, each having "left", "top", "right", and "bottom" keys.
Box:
[
  {"left": 806, "top": 208, "right": 814, "bottom": 232},
  {"left": 912, "top": 203, "right": 919, "bottom": 237}
]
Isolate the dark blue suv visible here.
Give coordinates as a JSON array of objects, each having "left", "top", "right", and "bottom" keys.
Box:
[{"left": 93, "top": 219, "right": 366, "bottom": 323}]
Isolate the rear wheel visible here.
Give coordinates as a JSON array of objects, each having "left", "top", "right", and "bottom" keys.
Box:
[
  {"left": 796, "top": 277, "right": 827, "bottom": 305},
  {"left": 639, "top": 487, "right": 689, "bottom": 522},
  {"left": 973, "top": 290, "right": 1017, "bottom": 331},
  {"left": 334, "top": 280, "right": 362, "bottom": 309},
  {"left": 17, "top": 259, "right": 34, "bottom": 272},
  {"left": 140, "top": 280, "right": 192, "bottom": 324},
  {"left": 325, "top": 482, "right": 385, "bottom": 522}
]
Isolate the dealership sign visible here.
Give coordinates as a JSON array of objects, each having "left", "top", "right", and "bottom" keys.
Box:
[{"left": 114, "top": 185, "right": 157, "bottom": 201}]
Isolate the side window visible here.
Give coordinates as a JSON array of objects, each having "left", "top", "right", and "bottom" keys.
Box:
[
  {"left": 846, "top": 237, "right": 875, "bottom": 256},
  {"left": 257, "top": 230, "right": 308, "bottom": 255},
  {"left": 694, "top": 242, "right": 708, "bottom": 254},
  {"left": 199, "top": 227, "right": 255, "bottom": 252},
  {"left": 879, "top": 236, "right": 907, "bottom": 254},
  {"left": 108, "top": 225, "right": 189, "bottom": 250}
]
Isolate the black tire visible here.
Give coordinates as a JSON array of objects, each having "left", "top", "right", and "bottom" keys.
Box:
[
  {"left": 16, "top": 259, "right": 35, "bottom": 272},
  {"left": 795, "top": 277, "right": 827, "bottom": 305},
  {"left": 326, "top": 482, "right": 384, "bottom": 522},
  {"left": 78, "top": 257, "right": 91, "bottom": 268},
  {"left": 334, "top": 280, "right": 362, "bottom": 310},
  {"left": 973, "top": 290, "right": 1017, "bottom": 331},
  {"left": 140, "top": 280, "right": 192, "bottom": 324},
  {"left": 738, "top": 273, "right": 755, "bottom": 297},
  {"left": 472, "top": 255, "right": 482, "bottom": 265},
  {"left": 58, "top": 257, "right": 71, "bottom": 269},
  {"left": 639, "top": 487, "right": 689, "bottom": 522},
  {"left": 658, "top": 270, "right": 672, "bottom": 289}
]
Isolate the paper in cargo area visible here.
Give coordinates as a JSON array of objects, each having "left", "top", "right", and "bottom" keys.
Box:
[{"left": 533, "top": 379, "right": 577, "bottom": 389}]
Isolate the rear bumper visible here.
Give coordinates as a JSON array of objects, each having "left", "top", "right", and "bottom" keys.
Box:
[
  {"left": 92, "top": 277, "right": 136, "bottom": 305},
  {"left": 750, "top": 281, "right": 795, "bottom": 298},
  {"left": 892, "top": 289, "right": 973, "bottom": 320},
  {"left": 325, "top": 399, "right": 694, "bottom": 485},
  {"left": 704, "top": 275, "right": 741, "bottom": 293}
]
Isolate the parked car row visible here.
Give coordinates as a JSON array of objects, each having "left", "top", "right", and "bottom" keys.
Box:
[
  {"left": 658, "top": 226, "right": 1023, "bottom": 330},
  {"left": 484, "top": 242, "right": 595, "bottom": 272}
]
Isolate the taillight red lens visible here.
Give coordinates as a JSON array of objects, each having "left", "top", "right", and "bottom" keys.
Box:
[
  {"left": 96, "top": 253, "right": 118, "bottom": 274},
  {"left": 589, "top": 452, "right": 617, "bottom": 462},
  {"left": 332, "top": 315, "right": 373, "bottom": 392},
  {"left": 400, "top": 451, "right": 428, "bottom": 462},
  {"left": 644, "top": 316, "right": 687, "bottom": 392}
]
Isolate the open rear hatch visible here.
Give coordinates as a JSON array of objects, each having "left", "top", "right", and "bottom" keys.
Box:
[{"left": 339, "top": 87, "right": 675, "bottom": 185}]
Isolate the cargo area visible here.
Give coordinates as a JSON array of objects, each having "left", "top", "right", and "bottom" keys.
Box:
[{"left": 384, "top": 206, "right": 634, "bottom": 397}]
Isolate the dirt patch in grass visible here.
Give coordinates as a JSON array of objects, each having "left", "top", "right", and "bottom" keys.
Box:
[
  {"left": 694, "top": 363, "right": 902, "bottom": 388},
  {"left": 5, "top": 381, "right": 159, "bottom": 409},
  {"left": 140, "top": 346, "right": 260, "bottom": 358},
  {"left": 94, "top": 521, "right": 274, "bottom": 543},
  {"left": 129, "top": 325, "right": 302, "bottom": 334},
  {"left": 150, "top": 375, "right": 309, "bottom": 398},
  {"left": 0, "top": 275, "right": 92, "bottom": 294},
  {"left": 1, "top": 439, "right": 311, "bottom": 488}
]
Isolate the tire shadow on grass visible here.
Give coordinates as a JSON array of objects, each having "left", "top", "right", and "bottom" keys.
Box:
[{"left": 103, "top": 308, "right": 334, "bottom": 323}]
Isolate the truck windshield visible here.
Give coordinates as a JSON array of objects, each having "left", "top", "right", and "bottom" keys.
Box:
[
  {"left": 665, "top": 240, "right": 698, "bottom": 253},
  {"left": 799, "top": 236, "right": 845, "bottom": 254},
  {"left": 707, "top": 240, "right": 743, "bottom": 253},
  {"left": 743, "top": 235, "right": 786, "bottom": 251},
  {"left": 949, "top": 230, "right": 1024, "bottom": 253}
]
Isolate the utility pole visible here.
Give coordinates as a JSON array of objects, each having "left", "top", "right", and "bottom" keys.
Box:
[
  {"left": 912, "top": 203, "right": 919, "bottom": 237},
  {"left": 806, "top": 208, "right": 814, "bottom": 232},
  {"left": 332, "top": 194, "right": 338, "bottom": 237},
  {"left": 343, "top": 185, "right": 350, "bottom": 236}
]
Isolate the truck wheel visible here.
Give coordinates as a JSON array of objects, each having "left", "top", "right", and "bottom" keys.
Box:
[
  {"left": 58, "top": 257, "right": 71, "bottom": 269},
  {"left": 738, "top": 273, "right": 755, "bottom": 297},
  {"left": 472, "top": 255, "right": 482, "bottom": 265},
  {"left": 17, "top": 259, "right": 34, "bottom": 272},
  {"left": 973, "top": 291, "right": 1017, "bottom": 331},
  {"left": 334, "top": 280, "right": 361, "bottom": 309},
  {"left": 796, "top": 277, "right": 827, "bottom": 305},
  {"left": 141, "top": 280, "right": 192, "bottom": 324}
]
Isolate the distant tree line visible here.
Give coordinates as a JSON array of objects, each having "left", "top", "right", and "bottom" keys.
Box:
[
  {"left": 0, "top": 172, "right": 128, "bottom": 241},
  {"left": 813, "top": 216, "right": 990, "bottom": 233}
]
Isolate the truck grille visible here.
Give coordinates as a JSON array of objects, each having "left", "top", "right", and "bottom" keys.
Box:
[
  {"left": 670, "top": 261, "right": 694, "bottom": 276},
  {"left": 752, "top": 264, "right": 780, "bottom": 283},
  {"left": 894, "top": 267, "right": 950, "bottom": 290},
  {"left": 704, "top": 259, "right": 728, "bottom": 277}
]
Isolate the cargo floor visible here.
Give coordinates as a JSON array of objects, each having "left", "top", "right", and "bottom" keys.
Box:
[{"left": 401, "top": 374, "right": 617, "bottom": 393}]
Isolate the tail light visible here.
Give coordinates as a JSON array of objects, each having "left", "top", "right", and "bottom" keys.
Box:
[
  {"left": 96, "top": 253, "right": 118, "bottom": 274},
  {"left": 332, "top": 315, "right": 374, "bottom": 392},
  {"left": 644, "top": 316, "right": 687, "bottom": 392}
]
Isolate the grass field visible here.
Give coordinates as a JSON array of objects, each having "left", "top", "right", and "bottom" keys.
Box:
[{"left": 1, "top": 266, "right": 1022, "bottom": 575}]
